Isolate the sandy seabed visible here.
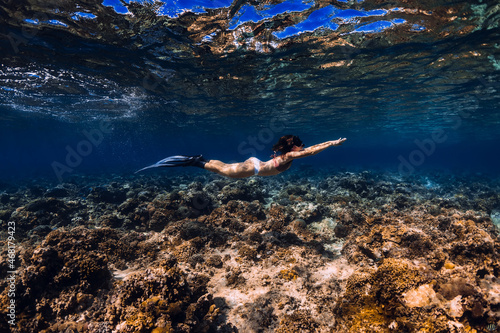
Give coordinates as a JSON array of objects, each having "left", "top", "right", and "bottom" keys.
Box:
[{"left": 1, "top": 169, "right": 499, "bottom": 332}]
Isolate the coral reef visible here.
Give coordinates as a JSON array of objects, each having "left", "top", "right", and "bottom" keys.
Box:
[{"left": 0, "top": 170, "right": 499, "bottom": 332}]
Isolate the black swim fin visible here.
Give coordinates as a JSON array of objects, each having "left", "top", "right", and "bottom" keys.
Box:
[{"left": 135, "top": 155, "right": 207, "bottom": 173}]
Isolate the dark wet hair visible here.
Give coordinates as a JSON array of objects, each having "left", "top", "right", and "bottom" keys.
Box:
[{"left": 272, "top": 135, "right": 303, "bottom": 155}]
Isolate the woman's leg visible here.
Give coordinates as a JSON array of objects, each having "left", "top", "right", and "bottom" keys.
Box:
[{"left": 204, "top": 159, "right": 256, "bottom": 178}]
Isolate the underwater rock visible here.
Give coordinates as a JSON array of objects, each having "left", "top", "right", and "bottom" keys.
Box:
[
  {"left": 338, "top": 175, "right": 372, "bottom": 197},
  {"left": 7, "top": 198, "right": 76, "bottom": 234},
  {"left": 45, "top": 186, "right": 69, "bottom": 198},
  {"left": 436, "top": 278, "right": 477, "bottom": 301},
  {"left": 291, "top": 218, "right": 306, "bottom": 231},
  {"left": 182, "top": 189, "right": 214, "bottom": 217},
  {"left": 87, "top": 186, "right": 126, "bottom": 204},
  {"left": 333, "top": 223, "right": 351, "bottom": 238},
  {"left": 218, "top": 180, "right": 265, "bottom": 203},
  {"left": 180, "top": 220, "right": 213, "bottom": 240},
  {"left": 24, "top": 197, "right": 68, "bottom": 213},
  {"left": 118, "top": 197, "right": 140, "bottom": 214},
  {"left": 293, "top": 202, "right": 328, "bottom": 223},
  {"left": 108, "top": 261, "right": 218, "bottom": 332},
  {"left": 393, "top": 193, "right": 415, "bottom": 209},
  {"left": 100, "top": 214, "right": 125, "bottom": 228},
  {"left": 206, "top": 199, "right": 266, "bottom": 230},
  {"left": 265, "top": 204, "right": 293, "bottom": 231},
  {"left": 0, "top": 235, "right": 111, "bottom": 331},
  {"left": 275, "top": 310, "right": 319, "bottom": 332},
  {"left": 283, "top": 184, "right": 309, "bottom": 196},
  {"left": 372, "top": 258, "right": 425, "bottom": 303},
  {"left": 0, "top": 209, "right": 12, "bottom": 221},
  {"left": 1, "top": 171, "right": 499, "bottom": 332},
  {"left": 0, "top": 193, "right": 10, "bottom": 204},
  {"left": 491, "top": 210, "right": 500, "bottom": 229},
  {"left": 206, "top": 254, "right": 223, "bottom": 268},
  {"left": 0, "top": 226, "right": 220, "bottom": 332},
  {"left": 334, "top": 258, "right": 427, "bottom": 331},
  {"left": 27, "top": 224, "right": 54, "bottom": 237}
]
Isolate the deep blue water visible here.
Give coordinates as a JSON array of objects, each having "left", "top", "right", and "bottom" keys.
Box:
[{"left": 0, "top": 0, "right": 499, "bottom": 182}]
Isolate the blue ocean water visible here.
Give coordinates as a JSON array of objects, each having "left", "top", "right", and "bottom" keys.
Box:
[
  {"left": 2, "top": 3, "right": 500, "bottom": 332},
  {"left": 0, "top": 0, "right": 499, "bottom": 182}
]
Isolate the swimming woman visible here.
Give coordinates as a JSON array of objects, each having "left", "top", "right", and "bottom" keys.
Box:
[{"left": 136, "top": 135, "right": 346, "bottom": 178}]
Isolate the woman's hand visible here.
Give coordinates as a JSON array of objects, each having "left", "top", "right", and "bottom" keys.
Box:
[{"left": 331, "top": 138, "right": 347, "bottom": 146}]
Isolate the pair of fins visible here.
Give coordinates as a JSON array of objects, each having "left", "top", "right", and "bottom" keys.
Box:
[{"left": 135, "top": 155, "right": 207, "bottom": 174}]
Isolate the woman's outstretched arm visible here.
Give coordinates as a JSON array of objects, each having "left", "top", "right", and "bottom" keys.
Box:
[{"left": 285, "top": 138, "right": 346, "bottom": 161}]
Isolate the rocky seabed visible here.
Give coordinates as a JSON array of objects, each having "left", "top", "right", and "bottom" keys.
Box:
[{"left": 1, "top": 169, "right": 499, "bottom": 333}]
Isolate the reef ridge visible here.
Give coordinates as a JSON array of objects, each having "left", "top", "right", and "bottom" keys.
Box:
[{"left": 0, "top": 169, "right": 499, "bottom": 332}]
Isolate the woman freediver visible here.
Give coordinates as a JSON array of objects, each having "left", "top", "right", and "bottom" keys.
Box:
[{"left": 136, "top": 135, "right": 346, "bottom": 178}]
